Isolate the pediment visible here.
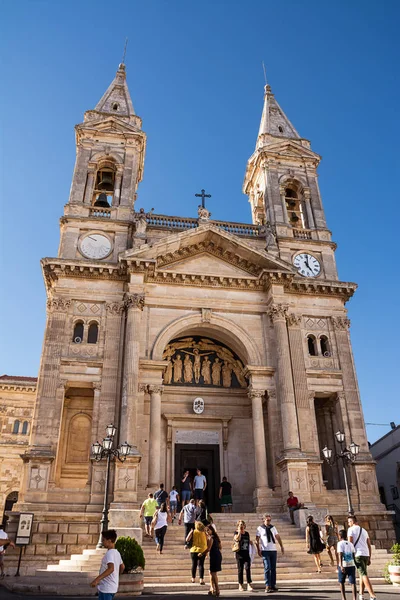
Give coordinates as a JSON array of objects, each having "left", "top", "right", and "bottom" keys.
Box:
[
  {"left": 78, "top": 117, "right": 140, "bottom": 135},
  {"left": 121, "top": 222, "right": 295, "bottom": 278},
  {"left": 261, "top": 140, "right": 320, "bottom": 160}
]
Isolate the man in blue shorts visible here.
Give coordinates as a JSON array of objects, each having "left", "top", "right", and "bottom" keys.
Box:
[
  {"left": 193, "top": 468, "right": 207, "bottom": 504},
  {"left": 337, "top": 529, "right": 357, "bottom": 600},
  {"left": 181, "top": 470, "right": 192, "bottom": 506}
]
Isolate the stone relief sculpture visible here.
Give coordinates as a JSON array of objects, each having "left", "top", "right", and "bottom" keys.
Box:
[{"left": 162, "top": 336, "right": 247, "bottom": 388}]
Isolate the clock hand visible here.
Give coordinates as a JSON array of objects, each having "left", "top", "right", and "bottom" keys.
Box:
[{"left": 88, "top": 236, "right": 97, "bottom": 241}]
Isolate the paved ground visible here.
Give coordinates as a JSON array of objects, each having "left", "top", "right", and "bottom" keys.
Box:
[{"left": 1, "top": 584, "right": 400, "bottom": 599}]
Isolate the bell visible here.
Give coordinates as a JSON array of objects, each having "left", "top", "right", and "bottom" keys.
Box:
[
  {"left": 93, "top": 193, "right": 110, "bottom": 207},
  {"left": 97, "top": 171, "right": 114, "bottom": 191},
  {"left": 291, "top": 212, "right": 299, "bottom": 221}
]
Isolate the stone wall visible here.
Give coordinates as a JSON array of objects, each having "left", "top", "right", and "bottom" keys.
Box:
[{"left": 334, "top": 511, "right": 396, "bottom": 550}]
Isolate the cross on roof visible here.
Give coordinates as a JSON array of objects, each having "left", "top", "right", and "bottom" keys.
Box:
[{"left": 195, "top": 188, "right": 211, "bottom": 208}]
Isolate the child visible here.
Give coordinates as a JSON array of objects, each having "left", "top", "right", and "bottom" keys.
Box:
[
  {"left": 337, "top": 529, "right": 356, "bottom": 600},
  {"left": 169, "top": 486, "right": 179, "bottom": 521},
  {"left": 0, "top": 523, "right": 16, "bottom": 579},
  {"left": 90, "top": 529, "right": 124, "bottom": 600}
]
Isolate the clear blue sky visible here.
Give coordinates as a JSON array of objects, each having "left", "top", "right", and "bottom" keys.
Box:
[{"left": 1, "top": 1, "right": 399, "bottom": 443}]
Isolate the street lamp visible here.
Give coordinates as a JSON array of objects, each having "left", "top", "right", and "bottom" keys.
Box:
[
  {"left": 91, "top": 424, "right": 132, "bottom": 548},
  {"left": 322, "top": 431, "right": 360, "bottom": 516}
]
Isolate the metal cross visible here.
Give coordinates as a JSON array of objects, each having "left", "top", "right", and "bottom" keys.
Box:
[{"left": 195, "top": 189, "right": 211, "bottom": 208}]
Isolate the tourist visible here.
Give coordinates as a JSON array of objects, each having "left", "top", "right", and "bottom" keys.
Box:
[
  {"left": 0, "top": 522, "right": 16, "bottom": 579},
  {"left": 305, "top": 515, "right": 325, "bottom": 573},
  {"left": 233, "top": 519, "right": 254, "bottom": 592},
  {"left": 186, "top": 521, "right": 208, "bottom": 584},
  {"left": 287, "top": 491, "right": 305, "bottom": 525},
  {"left": 90, "top": 529, "right": 124, "bottom": 599},
  {"left": 169, "top": 486, "right": 179, "bottom": 521},
  {"left": 139, "top": 493, "right": 158, "bottom": 538},
  {"left": 181, "top": 470, "right": 192, "bottom": 505},
  {"left": 151, "top": 502, "right": 170, "bottom": 554},
  {"left": 154, "top": 483, "right": 168, "bottom": 508},
  {"left": 219, "top": 476, "right": 233, "bottom": 513},
  {"left": 193, "top": 468, "right": 207, "bottom": 504},
  {"left": 337, "top": 528, "right": 357, "bottom": 600},
  {"left": 347, "top": 515, "right": 377, "bottom": 600},
  {"left": 196, "top": 499, "right": 212, "bottom": 526},
  {"left": 325, "top": 514, "right": 339, "bottom": 566},
  {"left": 178, "top": 498, "right": 198, "bottom": 548},
  {"left": 256, "top": 514, "right": 284, "bottom": 593},
  {"left": 207, "top": 525, "right": 222, "bottom": 596}
]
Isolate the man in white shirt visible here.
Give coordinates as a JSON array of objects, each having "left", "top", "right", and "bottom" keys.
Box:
[
  {"left": 90, "top": 529, "right": 124, "bottom": 600},
  {"left": 337, "top": 528, "right": 357, "bottom": 600},
  {"left": 0, "top": 523, "right": 16, "bottom": 579},
  {"left": 255, "top": 514, "right": 284, "bottom": 593},
  {"left": 347, "top": 516, "right": 377, "bottom": 600},
  {"left": 193, "top": 468, "right": 207, "bottom": 503}
]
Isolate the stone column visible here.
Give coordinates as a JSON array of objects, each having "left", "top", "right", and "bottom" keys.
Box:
[
  {"left": 120, "top": 294, "right": 144, "bottom": 445},
  {"left": 69, "top": 145, "right": 92, "bottom": 204},
  {"left": 286, "top": 313, "right": 316, "bottom": 454},
  {"left": 147, "top": 385, "right": 163, "bottom": 487},
  {"left": 112, "top": 169, "right": 123, "bottom": 206},
  {"left": 91, "top": 383, "right": 102, "bottom": 442},
  {"left": 83, "top": 167, "right": 95, "bottom": 205},
  {"left": 267, "top": 304, "right": 301, "bottom": 452},
  {"left": 279, "top": 185, "right": 289, "bottom": 225},
  {"left": 249, "top": 389, "right": 269, "bottom": 489},
  {"left": 303, "top": 188, "right": 315, "bottom": 229}
]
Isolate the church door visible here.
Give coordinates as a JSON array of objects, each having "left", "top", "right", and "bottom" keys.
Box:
[{"left": 175, "top": 444, "right": 221, "bottom": 512}]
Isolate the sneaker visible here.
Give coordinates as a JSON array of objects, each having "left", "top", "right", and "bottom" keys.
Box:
[
  {"left": 239, "top": 584, "right": 245, "bottom": 591},
  {"left": 247, "top": 585, "right": 254, "bottom": 591},
  {"left": 272, "top": 587, "right": 279, "bottom": 592},
  {"left": 358, "top": 596, "right": 364, "bottom": 600},
  {"left": 266, "top": 587, "right": 273, "bottom": 593}
]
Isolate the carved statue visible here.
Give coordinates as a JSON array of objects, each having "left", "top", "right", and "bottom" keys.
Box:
[
  {"left": 172, "top": 354, "right": 183, "bottom": 383},
  {"left": 133, "top": 207, "right": 154, "bottom": 235},
  {"left": 260, "top": 221, "right": 277, "bottom": 251},
  {"left": 232, "top": 359, "right": 247, "bottom": 388},
  {"left": 198, "top": 205, "right": 211, "bottom": 221},
  {"left": 163, "top": 358, "right": 173, "bottom": 385},
  {"left": 222, "top": 361, "right": 233, "bottom": 388},
  {"left": 183, "top": 354, "right": 193, "bottom": 384},
  {"left": 182, "top": 347, "right": 213, "bottom": 384},
  {"left": 212, "top": 357, "right": 222, "bottom": 386},
  {"left": 201, "top": 356, "right": 211, "bottom": 385}
]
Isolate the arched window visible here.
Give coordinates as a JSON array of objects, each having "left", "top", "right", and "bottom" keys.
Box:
[
  {"left": 87, "top": 322, "right": 99, "bottom": 344},
  {"left": 12, "top": 420, "right": 20, "bottom": 434},
  {"left": 320, "top": 336, "right": 331, "bottom": 357},
  {"left": 93, "top": 163, "right": 115, "bottom": 207},
  {"left": 285, "top": 187, "right": 307, "bottom": 229},
  {"left": 307, "top": 335, "right": 317, "bottom": 356},
  {"left": 73, "top": 321, "right": 84, "bottom": 344},
  {"left": 22, "top": 421, "right": 29, "bottom": 435}
]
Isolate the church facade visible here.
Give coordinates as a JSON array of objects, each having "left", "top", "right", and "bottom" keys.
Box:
[{"left": 3, "top": 64, "right": 384, "bottom": 526}]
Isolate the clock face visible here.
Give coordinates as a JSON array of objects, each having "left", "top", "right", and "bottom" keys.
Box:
[
  {"left": 80, "top": 234, "right": 112, "bottom": 260},
  {"left": 293, "top": 253, "right": 321, "bottom": 277}
]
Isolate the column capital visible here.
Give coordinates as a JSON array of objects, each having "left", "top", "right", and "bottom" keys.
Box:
[
  {"left": 332, "top": 316, "right": 351, "bottom": 330},
  {"left": 147, "top": 384, "right": 164, "bottom": 395},
  {"left": 92, "top": 382, "right": 102, "bottom": 392},
  {"left": 266, "top": 389, "right": 277, "bottom": 400},
  {"left": 106, "top": 301, "right": 125, "bottom": 316},
  {"left": 248, "top": 388, "right": 265, "bottom": 400},
  {"left": 336, "top": 391, "right": 346, "bottom": 401},
  {"left": 46, "top": 297, "right": 71, "bottom": 312},
  {"left": 286, "top": 313, "right": 302, "bottom": 327},
  {"left": 125, "top": 293, "right": 145, "bottom": 311},
  {"left": 57, "top": 378, "right": 68, "bottom": 390},
  {"left": 267, "top": 303, "right": 289, "bottom": 322}
]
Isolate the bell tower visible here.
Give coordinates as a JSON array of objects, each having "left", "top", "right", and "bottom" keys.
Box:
[
  {"left": 243, "top": 84, "right": 338, "bottom": 280},
  {"left": 59, "top": 63, "right": 146, "bottom": 261}
]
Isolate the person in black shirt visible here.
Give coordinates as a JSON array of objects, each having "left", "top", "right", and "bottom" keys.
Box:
[
  {"left": 219, "top": 476, "right": 233, "bottom": 513},
  {"left": 233, "top": 520, "right": 253, "bottom": 592},
  {"left": 181, "top": 470, "right": 192, "bottom": 506},
  {"left": 154, "top": 483, "right": 168, "bottom": 507}
]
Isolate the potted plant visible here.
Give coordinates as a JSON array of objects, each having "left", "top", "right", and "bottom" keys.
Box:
[
  {"left": 386, "top": 543, "right": 400, "bottom": 586},
  {"left": 116, "top": 536, "right": 145, "bottom": 595}
]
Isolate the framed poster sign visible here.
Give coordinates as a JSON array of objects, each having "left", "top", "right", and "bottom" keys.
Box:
[{"left": 16, "top": 512, "right": 34, "bottom": 545}]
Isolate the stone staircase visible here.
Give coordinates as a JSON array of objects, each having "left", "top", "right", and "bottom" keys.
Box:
[{"left": 1, "top": 512, "right": 391, "bottom": 595}]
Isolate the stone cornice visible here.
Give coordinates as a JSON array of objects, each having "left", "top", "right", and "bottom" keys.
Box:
[
  {"left": 41, "top": 258, "right": 127, "bottom": 291},
  {"left": 0, "top": 383, "right": 37, "bottom": 392},
  {"left": 284, "top": 279, "right": 357, "bottom": 302}
]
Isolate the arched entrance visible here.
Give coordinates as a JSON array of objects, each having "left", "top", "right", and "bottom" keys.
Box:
[{"left": 2, "top": 491, "right": 18, "bottom": 525}]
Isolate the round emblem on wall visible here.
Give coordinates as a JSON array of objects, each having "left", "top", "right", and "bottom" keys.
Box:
[{"left": 193, "top": 397, "right": 205, "bottom": 414}]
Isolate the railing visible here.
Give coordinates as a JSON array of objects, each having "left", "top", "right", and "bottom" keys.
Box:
[
  {"left": 146, "top": 214, "right": 261, "bottom": 237},
  {"left": 293, "top": 228, "right": 312, "bottom": 240},
  {"left": 89, "top": 207, "right": 112, "bottom": 218}
]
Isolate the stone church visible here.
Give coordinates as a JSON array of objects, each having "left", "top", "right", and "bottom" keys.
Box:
[{"left": 1, "top": 63, "right": 385, "bottom": 529}]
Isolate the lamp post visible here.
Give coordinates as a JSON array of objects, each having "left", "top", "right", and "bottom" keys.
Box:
[
  {"left": 322, "top": 430, "right": 360, "bottom": 516},
  {"left": 91, "top": 424, "right": 131, "bottom": 548}
]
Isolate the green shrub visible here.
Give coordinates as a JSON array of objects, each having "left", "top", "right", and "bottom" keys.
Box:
[
  {"left": 115, "top": 536, "right": 145, "bottom": 572},
  {"left": 383, "top": 542, "right": 400, "bottom": 584}
]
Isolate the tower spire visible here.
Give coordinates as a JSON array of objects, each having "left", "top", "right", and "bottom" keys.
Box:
[
  {"left": 94, "top": 63, "right": 135, "bottom": 117},
  {"left": 257, "top": 83, "right": 300, "bottom": 146}
]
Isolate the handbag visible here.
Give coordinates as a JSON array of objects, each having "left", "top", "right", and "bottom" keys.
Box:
[{"left": 232, "top": 540, "right": 240, "bottom": 553}]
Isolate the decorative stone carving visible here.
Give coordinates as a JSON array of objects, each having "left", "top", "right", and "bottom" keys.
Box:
[
  {"left": 125, "top": 293, "right": 145, "bottom": 311},
  {"left": 332, "top": 317, "right": 351, "bottom": 330},
  {"left": 267, "top": 304, "right": 288, "bottom": 322},
  {"left": 286, "top": 313, "right": 302, "bottom": 327},
  {"left": 92, "top": 382, "right": 102, "bottom": 392},
  {"left": 303, "top": 317, "right": 327, "bottom": 330},
  {"left": 198, "top": 205, "right": 211, "bottom": 221},
  {"left": 57, "top": 379, "right": 68, "bottom": 390},
  {"left": 147, "top": 385, "right": 163, "bottom": 395},
  {"left": 248, "top": 389, "right": 264, "bottom": 399},
  {"left": 28, "top": 466, "right": 48, "bottom": 490},
  {"left": 133, "top": 207, "right": 154, "bottom": 236},
  {"left": 201, "top": 308, "right": 212, "bottom": 323},
  {"left": 46, "top": 298, "right": 71, "bottom": 311},
  {"left": 266, "top": 389, "right": 277, "bottom": 400},
  {"left": 162, "top": 336, "right": 247, "bottom": 388},
  {"left": 116, "top": 465, "right": 137, "bottom": 491},
  {"left": 106, "top": 301, "right": 125, "bottom": 315}
]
